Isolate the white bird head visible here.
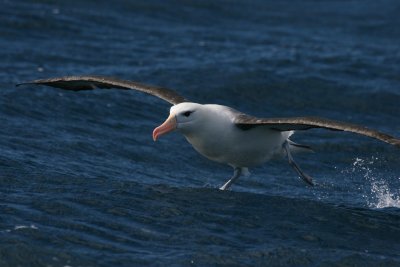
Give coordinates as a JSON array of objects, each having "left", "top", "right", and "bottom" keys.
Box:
[{"left": 152, "top": 102, "right": 206, "bottom": 141}]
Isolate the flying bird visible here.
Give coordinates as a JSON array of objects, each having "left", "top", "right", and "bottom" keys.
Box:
[{"left": 17, "top": 76, "right": 400, "bottom": 190}]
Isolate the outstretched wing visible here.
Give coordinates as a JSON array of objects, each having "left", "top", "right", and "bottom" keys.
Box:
[
  {"left": 234, "top": 114, "right": 400, "bottom": 147},
  {"left": 17, "top": 75, "right": 189, "bottom": 105}
]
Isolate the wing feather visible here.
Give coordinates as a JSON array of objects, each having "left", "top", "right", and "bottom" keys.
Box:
[
  {"left": 234, "top": 114, "right": 400, "bottom": 147},
  {"left": 17, "top": 75, "right": 189, "bottom": 105}
]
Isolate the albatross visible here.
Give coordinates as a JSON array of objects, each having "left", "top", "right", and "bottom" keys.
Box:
[{"left": 17, "top": 76, "right": 400, "bottom": 190}]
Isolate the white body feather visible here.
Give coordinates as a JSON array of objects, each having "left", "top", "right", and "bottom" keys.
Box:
[{"left": 172, "top": 104, "right": 291, "bottom": 168}]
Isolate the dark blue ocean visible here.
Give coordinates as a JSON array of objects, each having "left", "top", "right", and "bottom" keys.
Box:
[{"left": 1, "top": 0, "right": 400, "bottom": 266}]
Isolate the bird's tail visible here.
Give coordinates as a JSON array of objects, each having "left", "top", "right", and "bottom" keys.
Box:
[{"left": 287, "top": 140, "right": 314, "bottom": 154}]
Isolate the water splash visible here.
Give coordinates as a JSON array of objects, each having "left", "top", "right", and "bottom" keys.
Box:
[
  {"left": 351, "top": 157, "right": 400, "bottom": 209},
  {"left": 369, "top": 180, "right": 400, "bottom": 209}
]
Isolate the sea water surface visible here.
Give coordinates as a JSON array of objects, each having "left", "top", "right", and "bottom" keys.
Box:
[{"left": 1, "top": 0, "right": 400, "bottom": 266}]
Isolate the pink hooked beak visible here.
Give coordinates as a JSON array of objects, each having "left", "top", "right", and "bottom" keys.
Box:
[{"left": 152, "top": 115, "right": 177, "bottom": 141}]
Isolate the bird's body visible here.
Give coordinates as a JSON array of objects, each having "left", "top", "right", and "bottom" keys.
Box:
[
  {"left": 174, "top": 103, "right": 289, "bottom": 168},
  {"left": 17, "top": 75, "right": 400, "bottom": 190}
]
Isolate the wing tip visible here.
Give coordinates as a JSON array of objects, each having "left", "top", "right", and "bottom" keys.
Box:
[
  {"left": 382, "top": 135, "right": 400, "bottom": 148},
  {"left": 15, "top": 76, "right": 92, "bottom": 87},
  {"left": 15, "top": 82, "right": 35, "bottom": 88},
  {"left": 16, "top": 77, "right": 54, "bottom": 87}
]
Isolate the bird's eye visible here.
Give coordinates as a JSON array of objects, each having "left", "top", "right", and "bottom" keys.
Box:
[{"left": 183, "top": 111, "right": 193, "bottom": 117}]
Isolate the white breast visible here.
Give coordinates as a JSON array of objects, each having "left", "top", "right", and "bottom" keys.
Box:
[{"left": 180, "top": 105, "right": 289, "bottom": 168}]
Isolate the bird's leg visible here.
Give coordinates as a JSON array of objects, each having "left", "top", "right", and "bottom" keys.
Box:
[
  {"left": 219, "top": 167, "right": 242, "bottom": 190},
  {"left": 283, "top": 141, "right": 314, "bottom": 186}
]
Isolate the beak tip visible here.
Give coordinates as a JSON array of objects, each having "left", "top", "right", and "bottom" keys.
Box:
[
  {"left": 152, "top": 115, "right": 177, "bottom": 142},
  {"left": 152, "top": 131, "right": 158, "bottom": 142}
]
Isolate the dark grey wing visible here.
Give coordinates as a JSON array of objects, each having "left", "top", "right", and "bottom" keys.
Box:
[
  {"left": 17, "top": 75, "right": 189, "bottom": 105},
  {"left": 234, "top": 114, "right": 400, "bottom": 147}
]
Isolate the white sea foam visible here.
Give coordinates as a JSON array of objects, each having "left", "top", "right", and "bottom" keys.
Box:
[
  {"left": 369, "top": 179, "right": 400, "bottom": 209},
  {"left": 1, "top": 224, "right": 38, "bottom": 233},
  {"left": 351, "top": 157, "right": 400, "bottom": 209},
  {"left": 14, "top": 224, "right": 38, "bottom": 230}
]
